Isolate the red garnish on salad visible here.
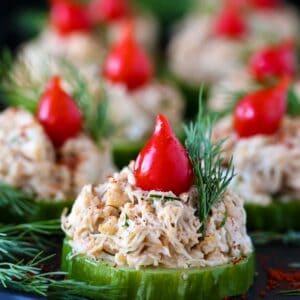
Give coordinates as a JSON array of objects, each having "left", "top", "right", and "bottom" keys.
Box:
[
  {"left": 37, "top": 76, "right": 82, "bottom": 147},
  {"left": 234, "top": 77, "right": 290, "bottom": 138},
  {"left": 50, "top": 0, "right": 91, "bottom": 35},
  {"left": 250, "top": 0, "right": 281, "bottom": 9},
  {"left": 134, "top": 114, "right": 193, "bottom": 196},
  {"left": 103, "top": 21, "right": 153, "bottom": 90},
  {"left": 249, "top": 40, "right": 296, "bottom": 81},
  {"left": 213, "top": 8, "right": 247, "bottom": 39},
  {"left": 89, "top": 0, "right": 129, "bottom": 24}
]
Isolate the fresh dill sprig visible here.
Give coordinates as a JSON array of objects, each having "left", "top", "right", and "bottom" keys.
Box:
[
  {"left": 250, "top": 231, "right": 300, "bottom": 246},
  {"left": 0, "top": 50, "right": 40, "bottom": 113},
  {"left": 1, "top": 219, "right": 62, "bottom": 235},
  {"left": 0, "top": 233, "right": 38, "bottom": 262},
  {"left": 184, "top": 88, "right": 235, "bottom": 230},
  {"left": 149, "top": 194, "right": 181, "bottom": 201},
  {"left": 0, "top": 221, "right": 121, "bottom": 299},
  {"left": 0, "top": 219, "right": 62, "bottom": 256},
  {"left": 0, "top": 256, "right": 121, "bottom": 299},
  {"left": 0, "top": 220, "right": 61, "bottom": 262},
  {"left": 0, "top": 253, "right": 60, "bottom": 296},
  {"left": 0, "top": 182, "right": 38, "bottom": 218},
  {"left": 61, "top": 60, "right": 111, "bottom": 142}
]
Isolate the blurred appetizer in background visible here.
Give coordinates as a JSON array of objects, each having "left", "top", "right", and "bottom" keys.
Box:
[
  {"left": 16, "top": 0, "right": 158, "bottom": 76},
  {"left": 62, "top": 111, "right": 254, "bottom": 300},
  {"left": 212, "top": 77, "right": 300, "bottom": 231},
  {"left": 167, "top": 0, "right": 299, "bottom": 97},
  {"left": 0, "top": 70, "right": 115, "bottom": 222},
  {"left": 102, "top": 23, "right": 184, "bottom": 143}
]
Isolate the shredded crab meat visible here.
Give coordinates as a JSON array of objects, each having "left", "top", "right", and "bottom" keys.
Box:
[
  {"left": 0, "top": 108, "right": 114, "bottom": 201},
  {"left": 213, "top": 116, "right": 300, "bottom": 205},
  {"left": 62, "top": 163, "right": 252, "bottom": 269}
]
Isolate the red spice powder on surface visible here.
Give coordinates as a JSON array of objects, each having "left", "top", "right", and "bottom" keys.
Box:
[{"left": 267, "top": 268, "right": 300, "bottom": 290}]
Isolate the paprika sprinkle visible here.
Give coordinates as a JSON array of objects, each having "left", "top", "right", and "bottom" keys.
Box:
[{"left": 267, "top": 268, "right": 300, "bottom": 290}]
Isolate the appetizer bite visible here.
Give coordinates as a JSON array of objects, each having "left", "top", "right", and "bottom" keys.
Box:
[
  {"left": 0, "top": 74, "right": 114, "bottom": 222},
  {"left": 212, "top": 78, "right": 300, "bottom": 231},
  {"left": 167, "top": 0, "right": 299, "bottom": 102},
  {"left": 62, "top": 107, "right": 255, "bottom": 299},
  {"left": 16, "top": 0, "right": 158, "bottom": 76}
]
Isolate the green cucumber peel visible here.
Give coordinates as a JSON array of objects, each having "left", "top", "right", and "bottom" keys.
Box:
[
  {"left": 245, "top": 201, "right": 300, "bottom": 231},
  {"left": 62, "top": 238, "right": 255, "bottom": 300}
]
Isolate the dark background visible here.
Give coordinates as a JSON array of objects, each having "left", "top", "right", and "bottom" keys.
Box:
[
  {"left": 0, "top": 1, "right": 47, "bottom": 50},
  {"left": 1, "top": 0, "right": 300, "bottom": 51}
]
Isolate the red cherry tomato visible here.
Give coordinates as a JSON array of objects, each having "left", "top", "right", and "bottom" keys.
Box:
[
  {"left": 134, "top": 115, "right": 193, "bottom": 196},
  {"left": 249, "top": 40, "right": 296, "bottom": 82},
  {"left": 250, "top": 0, "right": 281, "bottom": 9},
  {"left": 103, "top": 22, "right": 153, "bottom": 90},
  {"left": 88, "top": 0, "right": 129, "bottom": 24},
  {"left": 213, "top": 8, "right": 247, "bottom": 39},
  {"left": 234, "top": 77, "right": 290, "bottom": 138},
  {"left": 50, "top": 0, "right": 91, "bottom": 35},
  {"left": 37, "top": 76, "right": 82, "bottom": 147}
]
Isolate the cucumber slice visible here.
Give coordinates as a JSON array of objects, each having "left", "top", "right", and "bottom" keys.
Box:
[
  {"left": 62, "top": 238, "right": 255, "bottom": 300},
  {"left": 0, "top": 199, "right": 73, "bottom": 223},
  {"left": 246, "top": 201, "right": 300, "bottom": 231},
  {"left": 132, "top": 0, "right": 195, "bottom": 25}
]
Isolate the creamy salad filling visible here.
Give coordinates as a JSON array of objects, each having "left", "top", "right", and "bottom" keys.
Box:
[
  {"left": 20, "top": 29, "right": 104, "bottom": 69},
  {"left": 62, "top": 163, "right": 252, "bottom": 269},
  {"left": 105, "top": 81, "right": 184, "bottom": 141},
  {"left": 213, "top": 116, "right": 300, "bottom": 205},
  {"left": 0, "top": 108, "right": 114, "bottom": 201},
  {"left": 168, "top": 16, "right": 245, "bottom": 86}
]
